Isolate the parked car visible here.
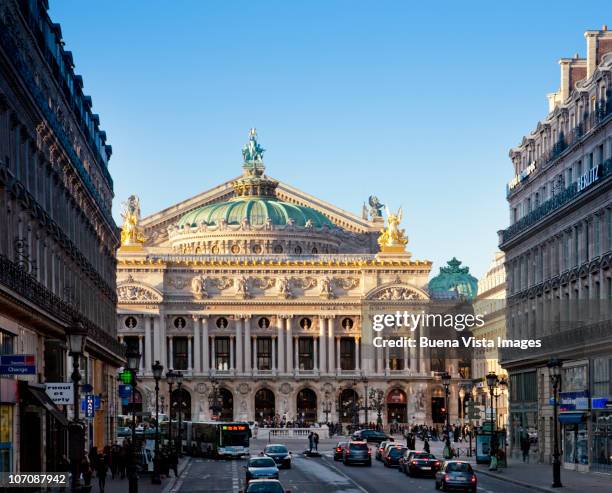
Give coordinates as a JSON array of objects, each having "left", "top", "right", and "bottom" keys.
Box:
[
  {"left": 375, "top": 441, "right": 393, "bottom": 461},
  {"left": 399, "top": 450, "right": 422, "bottom": 474},
  {"left": 244, "top": 457, "right": 279, "bottom": 484},
  {"left": 334, "top": 441, "right": 349, "bottom": 461},
  {"left": 240, "top": 479, "right": 290, "bottom": 493},
  {"left": 342, "top": 441, "right": 372, "bottom": 466},
  {"left": 404, "top": 452, "right": 440, "bottom": 476},
  {"left": 383, "top": 445, "right": 407, "bottom": 468},
  {"left": 351, "top": 429, "right": 390, "bottom": 443},
  {"left": 264, "top": 444, "right": 292, "bottom": 469},
  {"left": 435, "top": 461, "right": 477, "bottom": 492},
  {"left": 380, "top": 442, "right": 399, "bottom": 462}
]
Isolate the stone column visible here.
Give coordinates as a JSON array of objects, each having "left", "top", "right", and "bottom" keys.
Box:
[
  {"left": 277, "top": 317, "right": 285, "bottom": 374},
  {"left": 403, "top": 344, "right": 409, "bottom": 373},
  {"left": 377, "top": 346, "right": 384, "bottom": 374},
  {"left": 160, "top": 312, "right": 167, "bottom": 369},
  {"left": 313, "top": 336, "right": 318, "bottom": 373},
  {"left": 138, "top": 336, "right": 144, "bottom": 373},
  {"left": 418, "top": 322, "right": 426, "bottom": 374},
  {"left": 410, "top": 326, "right": 418, "bottom": 373},
  {"left": 272, "top": 337, "right": 276, "bottom": 374},
  {"left": 202, "top": 317, "right": 209, "bottom": 375},
  {"left": 244, "top": 316, "right": 252, "bottom": 374},
  {"left": 211, "top": 336, "right": 216, "bottom": 372},
  {"left": 318, "top": 317, "right": 327, "bottom": 374},
  {"left": 286, "top": 317, "right": 293, "bottom": 373},
  {"left": 385, "top": 346, "right": 390, "bottom": 373},
  {"left": 253, "top": 336, "right": 258, "bottom": 374},
  {"left": 168, "top": 336, "right": 174, "bottom": 369},
  {"left": 327, "top": 317, "right": 334, "bottom": 374},
  {"left": 336, "top": 337, "right": 341, "bottom": 374},
  {"left": 187, "top": 336, "right": 193, "bottom": 372},
  {"left": 230, "top": 336, "right": 235, "bottom": 373},
  {"left": 193, "top": 317, "right": 201, "bottom": 374},
  {"left": 144, "top": 316, "right": 152, "bottom": 372},
  {"left": 355, "top": 336, "right": 360, "bottom": 371},
  {"left": 153, "top": 316, "right": 161, "bottom": 365},
  {"left": 294, "top": 337, "right": 299, "bottom": 373},
  {"left": 235, "top": 317, "right": 243, "bottom": 374}
]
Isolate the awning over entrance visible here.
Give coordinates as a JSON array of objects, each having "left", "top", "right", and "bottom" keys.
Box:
[
  {"left": 21, "top": 383, "right": 69, "bottom": 426},
  {"left": 558, "top": 412, "right": 586, "bottom": 425}
]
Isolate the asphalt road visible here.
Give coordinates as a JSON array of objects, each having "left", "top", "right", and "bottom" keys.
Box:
[{"left": 173, "top": 438, "right": 534, "bottom": 493}]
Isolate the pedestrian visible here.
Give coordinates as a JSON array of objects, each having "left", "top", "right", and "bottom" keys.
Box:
[
  {"left": 308, "top": 431, "right": 314, "bottom": 453},
  {"left": 169, "top": 448, "right": 179, "bottom": 477},
  {"left": 423, "top": 438, "right": 430, "bottom": 454},
  {"left": 58, "top": 454, "right": 70, "bottom": 492},
  {"left": 313, "top": 432, "right": 319, "bottom": 452},
  {"left": 96, "top": 453, "right": 108, "bottom": 493},
  {"left": 80, "top": 453, "right": 92, "bottom": 489},
  {"left": 521, "top": 432, "right": 531, "bottom": 463}
]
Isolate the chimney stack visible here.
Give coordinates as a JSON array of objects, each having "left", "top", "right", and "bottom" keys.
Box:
[{"left": 585, "top": 27, "right": 612, "bottom": 79}]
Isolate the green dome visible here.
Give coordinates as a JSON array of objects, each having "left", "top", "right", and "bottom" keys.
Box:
[
  {"left": 177, "top": 197, "right": 334, "bottom": 229},
  {"left": 428, "top": 257, "right": 478, "bottom": 300}
]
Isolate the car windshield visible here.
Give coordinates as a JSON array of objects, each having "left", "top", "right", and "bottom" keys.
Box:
[
  {"left": 337, "top": 442, "right": 348, "bottom": 447},
  {"left": 389, "top": 447, "right": 406, "bottom": 457},
  {"left": 350, "top": 443, "right": 368, "bottom": 450},
  {"left": 415, "top": 453, "right": 435, "bottom": 459},
  {"left": 446, "top": 462, "right": 473, "bottom": 473},
  {"left": 266, "top": 446, "right": 288, "bottom": 454},
  {"left": 249, "top": 458, "right": 276, "bottom": 468},
  {"left": 246, "top": 483, "right": 284, "bottom": 493}
]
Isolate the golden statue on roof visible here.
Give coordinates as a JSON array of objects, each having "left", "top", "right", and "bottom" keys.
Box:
[
  {"left": 377, "top": 206, "right": 409, "bottom": 254},
  {"left": 120, "top": 195, "right": 145, "bottom": 248}
]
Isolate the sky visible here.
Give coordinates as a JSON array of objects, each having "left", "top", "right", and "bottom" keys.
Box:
[{"left": 48, "top": 0, "right": 607, "bottom": 278}]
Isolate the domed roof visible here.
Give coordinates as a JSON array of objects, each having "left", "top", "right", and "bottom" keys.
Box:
[
  {"left": 428, "top": 257, "right": 478, "bottom": 300},
  {"left": 177, "top": 196, "right": 334, "bottom": 229}
]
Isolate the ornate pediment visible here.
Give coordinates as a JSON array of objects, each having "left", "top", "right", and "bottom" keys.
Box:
[
  {"left": 367, "top": 283, "right": 428, "bottom": 301},
  {"left": 117, "top": 278, "right": 163, "bottom": 304}
]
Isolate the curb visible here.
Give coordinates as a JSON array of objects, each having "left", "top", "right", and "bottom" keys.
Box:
[
  {"left": 476, "top": 468, "right": 556, "bottom": 493},
  {"left": 161, "top": 457, "right": 192, "bottom": 493}
]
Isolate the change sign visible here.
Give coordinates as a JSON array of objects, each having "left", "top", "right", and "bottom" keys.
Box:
[
  {"left": 0, "top": 354, "right": 36, "bottom": 375},
  {"left": 45, "top": 383, "right": 74, "bottom": 405}
]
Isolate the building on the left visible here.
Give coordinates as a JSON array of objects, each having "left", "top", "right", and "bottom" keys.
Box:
[{"left": 0, "top": 0, "right": 123, "bottom": 474}]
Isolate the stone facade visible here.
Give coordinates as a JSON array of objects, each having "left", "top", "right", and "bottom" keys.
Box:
[
  {"left": 0, "top": 0, "right": 122, "bottom": 473},
  {"left": 500, "top": 27, "right": 612, "bottom": 472}
]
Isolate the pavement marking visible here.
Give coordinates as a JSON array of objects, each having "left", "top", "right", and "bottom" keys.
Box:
[
  {"left": 319, "top": 456, "right": 370, "bottom": 493},
  {"left": 231, "top": 459, "right": 240, "bottom": 493}
]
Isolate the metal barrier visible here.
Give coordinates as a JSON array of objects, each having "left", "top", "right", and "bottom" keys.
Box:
[{"left": 256, "top": 427, "right": 329, "bottom": 440}]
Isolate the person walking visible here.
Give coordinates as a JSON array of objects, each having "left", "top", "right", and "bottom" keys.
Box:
[
  {"left": 313, "top": 432, "right": 319, "bottom": 452},
  {"left": 521, "top": 432, "right": 531, "bottom": 463},
  {"left": 96, "top": 453, "right": 108, "bottom": 493},
  {"left": 423, "top": 438, "right": 431, "bottom": 454},
  {"left": 308, "top": 431, "right": 314, "bottom": 453}
]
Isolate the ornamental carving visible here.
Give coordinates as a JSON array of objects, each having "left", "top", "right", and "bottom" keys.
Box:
[
  {"left": 280, "top": 383, "right": 293, "bottom": 395},
  {"left": 210, "top": 277, "right": 234, "bottom": 290},
  {"left": 334, "top": 277, "right": 360, "bottom": 290},
  {"left": 238, "top": 383, "right": 251, "bottom": 395},
  {"left": 374, "top": 286, "right": 421, "bottom": 301},
  {"left": 252, "top": 277, "right": 276, "bottom": 290},
  {"left": 168, "top": 276, "right": 189, "bottom": 290},
  {"left": 191, "top": 275, "right": 209, "bottom": 300},
  {"left": 294, "top": 277, "right": 317, "bottom": 290},
  {"left": 320, "top": 276, "right": 335, "bottom": 299},
  {"left": 196, "top": 383, "right": 208, "bottom": 394},
  {"left": 277, "top": 277, "right": 293, "bottom": 299},
  {"left": 117, "top": 285, "right": 162, "bottom": 303},
  {"left": 236, "top": 276, "right": 251, "bottom": 299}
]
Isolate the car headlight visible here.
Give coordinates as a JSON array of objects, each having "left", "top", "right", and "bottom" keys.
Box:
[{"left": 284, "top": 455, "right": 291, "bottom": 460}]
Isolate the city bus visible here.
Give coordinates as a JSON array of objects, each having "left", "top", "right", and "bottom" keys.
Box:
[{"left": 189, "top": 421, "right": 251, "bottom": 458}]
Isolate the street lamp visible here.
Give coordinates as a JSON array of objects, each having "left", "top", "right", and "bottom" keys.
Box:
[
  {"left": 125, "top": 344, "right": 141, "bottom": 493},
  {"left": 548, "top": 358, "right": 563, "bottom": 488},
  {"left": 66, "top": 319, "right": 87, "bottom": 493},
  {"left": 486, "top": 371, "right": 499, "bottom": 464},
  {"left": 175, "top": 371, "right": 184, "bottom": 456},
  {"left": 459, "top": 387, "right": 466, "bottom": 426},
  {"left": 151, "top": 361, "right": 164, "bottom": 485},
  {"left": 463, "top": 384, "right": 473, "bottom": 457},
  {"left": 166, "top": 370, "right": 177, "bottom": 453},
  {"left": 362, "top": 377, "right": 369, "bottom": 425},
  {"left": 441, "top": 371, "right": 451, "bottom": 431}
]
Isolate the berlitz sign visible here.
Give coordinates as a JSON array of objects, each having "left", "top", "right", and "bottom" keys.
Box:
[
  {"left": 577, "top": 164, "right": 600, "bottom": 193},
  {"left": 45, "top": 383, "right": 74, "bottom": 404}
]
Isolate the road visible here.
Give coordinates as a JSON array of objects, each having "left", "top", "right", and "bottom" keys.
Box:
[{"left": 173, "top": 438, "right": 534, "bottom": 493}]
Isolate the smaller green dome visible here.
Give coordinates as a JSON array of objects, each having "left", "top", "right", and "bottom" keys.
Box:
[
  {"left": 177, "top": 197, "right": 334, "bottom": 229},
  {"left": 429, "top": 257, "right": 478, "bottom": 300}
]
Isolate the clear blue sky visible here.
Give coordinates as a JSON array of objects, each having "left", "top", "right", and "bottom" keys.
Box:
[{"left": 49, "top": 0, "right": 606, "bottom": 278}]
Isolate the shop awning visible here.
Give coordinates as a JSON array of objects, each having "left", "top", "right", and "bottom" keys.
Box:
[
  {"left": 22, "top": 384, "right": 69, "bottom": 427},
  {"left": 558, "top": 412, "right": 586, "bottom": 424}
]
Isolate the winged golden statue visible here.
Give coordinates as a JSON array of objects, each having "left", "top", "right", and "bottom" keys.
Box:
[
  {"left": 377, "top": 206, "right": 408, "bottom": 253},
  {"left": 120, "top": 195, "right": 145, "bottom": 247}
]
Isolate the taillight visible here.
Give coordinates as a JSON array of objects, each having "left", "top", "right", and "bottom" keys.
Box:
[
  {"left": 336, "top": 447, "right": 341, "bottom": 452},
  {"left": 411, "top": 460, "right": 417, "bottom": 465},
  {"left": 444, "top": 475, "right": 450, "bottom": 481},
  {"left": 368, "top": 449, "right": 371, "bottom": 455},
  {"left": 346, "top": 450, "right": 350, "bottom": 456},
  {"left": 471, "top": 476, "right": 477, "bottom": 483}
]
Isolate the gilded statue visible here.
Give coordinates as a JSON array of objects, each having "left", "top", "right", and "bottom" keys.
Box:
[
  {"left": 120, "top": 195, "right": 145, "bottom": 247},
  {"left": 377, "top": 206, "right": 408, "bottom": 253}
]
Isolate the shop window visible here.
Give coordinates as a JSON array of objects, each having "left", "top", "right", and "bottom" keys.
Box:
[{"left": 0, "top": 330, "right": 14, "bottom": 355}]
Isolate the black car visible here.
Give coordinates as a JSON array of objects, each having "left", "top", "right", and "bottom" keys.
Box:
[
  {"left": 405, "top": 452, "right": 441, "bottom": 476},
  {"left": 264, "top": 444, "right": 292, "bottom": 469},
  {"left": 383, "top": 445, "right": 407, "bottom": 467},
  {"left": 342, "top": 441, "right": 372, "bottom": 466},
  {"left": 351, "top": 429, "right": 389, "bottom": 444},
  {"left": 435, "top": 461, "right": 477, "bottom": 492},
  {"left": 244, "top": 457, "right": 279, "bottom": 484},
  {"left": 333, "top": 441, "right": 349, "bottom": 461},
  {"left": 241, "top": 479, "right": 290, "bottom": 493}
]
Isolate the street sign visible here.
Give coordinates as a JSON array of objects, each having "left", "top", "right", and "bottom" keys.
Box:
[
  {"left": 0, "top": 354, "right": 36, "bottom": 375},
  {"left": 81, "top": 383, "right": 93, "bottom": 393},
  {"left": 45, "top": 383, "right": 74, "bottom": 405},
  {"left": 118, "top": 384, "right": 132, "bottom": 398},
  {"left": 85, "top": 395, "right": 95, "bottom": 418}
]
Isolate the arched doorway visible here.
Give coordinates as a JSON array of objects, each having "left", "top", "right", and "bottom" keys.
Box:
[
  {"left": 339, "top": 388, "right": 359, "bottom": 424},
  {"left": 219, "top": 388, "right": 234, "bottom": 421},
  {"left": 386, "top": 389, "right": 407, "bottom": 424},
  {"left": 296, "top": 388, "right": 317, "bottom": 424},
  {"left": 431, "top": 387, "right": 446, "bottom": 424},
  {"left": 122, "top": 389, "right": 142, "bottom": 415},
  {"left": 255, "top": 388, "right": 275, "bottom": 424},
  {"left": 171, "top": 388, "right": 191, "bottom": 421}
]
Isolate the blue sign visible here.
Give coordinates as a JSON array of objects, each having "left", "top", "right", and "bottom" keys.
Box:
[
  {"left": 94, "top": 396, "right": 101, "bottom": 410},
  {"left": 121, "top": 398, "right": 129, "bottom": 406},
  {"left": 592, "top": 397, "right": 609, "bottom": 409},
  {"left": 118, "top": 384, "right": 132, "bottom": 399},
  {"left": 0, "top": 354, "right": 36, "bottom": 375},
  {"left": 81, "top": 383, "right": 93, "bottom": 393},
  {"left": 85, "top": 395, "right": 95, "bottom": 418},
  {"left": 560, "top": 391, "right": 589, "bottom": 412}
]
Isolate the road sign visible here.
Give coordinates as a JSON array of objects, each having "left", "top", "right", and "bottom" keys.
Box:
[
  {"left": 81, "top": 383, "right": 93, "bottom": 393},
  {"left": 0, "top": 354, "right": 36, "bottom": 375},
  {"left": 118, "top": 384, "right": 132, "bottom": 398},
  {"left": 45, "top": 383, "right": 74, "bottom": 404},
  {"left": 85, "top": 395, "right": 95, "bottom": 418}
]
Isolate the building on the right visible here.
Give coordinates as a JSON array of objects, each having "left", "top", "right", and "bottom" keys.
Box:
[{"left": 499, "top": 26, "right": 612, "bottom": 473}]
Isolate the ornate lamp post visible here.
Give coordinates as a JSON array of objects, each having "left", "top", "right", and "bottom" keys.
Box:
[
  {"left": 548, "top": 358, "right": 563, "bottom": 488},
  {"left": 125, "top": 345, "right": 141, "bottom": 493},
  {"left": 175, "top": 371, "right": 184, "bottom": 456},
  {"left": 463, "top": 383, "right": 473, "bottom": 457},
  {"left": 166, "top": 370, "right": 177, "bottom": 453},
  {"left": 459, "top": 387, "right": 466, "bottom": 427},
  {"left": 362, "top": 377, "right": 369, "bottom": 425},
  {"left": 441, "top": 371, "right": 451, "bottom": 431},
  {"left": 151, "top": 361, "right": 164, "bottom": 485},
  {"left": 486, "top": 371, "right": 499, "bottom": 461},
  {"left": 66, "top": 320, "right": 87, "bottom": 493}
]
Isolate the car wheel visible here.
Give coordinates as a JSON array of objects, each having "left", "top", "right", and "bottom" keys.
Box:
[
  {"left": 367, "top": 460, "right": 372, "bottom": 467},
  {"left": 434, "top": 481, "right": 440, "bottom": 490}
]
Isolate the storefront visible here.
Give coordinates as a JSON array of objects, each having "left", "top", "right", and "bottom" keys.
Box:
[
  {"left": 591, "top": 397, "right": 612, "bottom": 474},
  {"left": 559, "top": 390, "right": 589, "bottom": 471},
  {"left": 0, "top": 379, "right": 17, "bottom": 472}
]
